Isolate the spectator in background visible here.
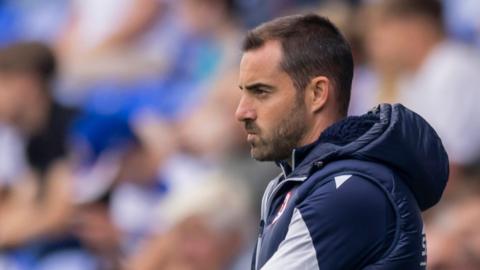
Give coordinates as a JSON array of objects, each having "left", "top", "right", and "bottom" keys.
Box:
[
  {"left": 55, "top": 0, "right": 242, "bottom": 107},
  {"left": 56, "top": 0, "right": 164, "bottom": 57},
  {"left": 125, "top": 175, "right": 253, "bottom": 270},
  {"left": 55, "top": 0, "right": 167, "bottom": 104},
  {"left": 427, "top": 193, "right": 480, "bottom": 270},
  {"left": 359, "top": 0, "right": 480, "bottom": 185},
  {"left": 67, "top": 110, "right": 255, "bottom": 270},
  {"left": 0, "top": 42, "right": 80, "bottom": 269}
]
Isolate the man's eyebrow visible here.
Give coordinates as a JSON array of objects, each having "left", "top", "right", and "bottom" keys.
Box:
[{"left": 239, "top": 83, "right": 275, "bottom": 90}]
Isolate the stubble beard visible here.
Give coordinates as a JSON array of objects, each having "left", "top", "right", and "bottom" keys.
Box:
[{"left": 250, "top": 99, "right": 308, "bottom": 162}]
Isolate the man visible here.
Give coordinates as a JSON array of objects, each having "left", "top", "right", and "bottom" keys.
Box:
[
  {"left": 0, "top": 42, "right": 81, "bottom": 267},
  {"left": 235, "top": 14, "right": 449, "bottom": 269},
  {"left": 362, "top": 0, "right": 480, "bottom": 184}
]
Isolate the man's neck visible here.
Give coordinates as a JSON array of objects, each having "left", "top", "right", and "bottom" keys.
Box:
[
  {"left": 286, "top": 115, "right": 343, "bottom": 167},
  {"left": 298, "top": 116, "right": 340, "bottom": 148}
]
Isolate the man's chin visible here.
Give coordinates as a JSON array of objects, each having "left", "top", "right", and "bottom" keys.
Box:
[
  {"left": 250, "top": 145, "right": 292, "bottom": 162},
  {"left": 250, "top": 148, "right": 273, "bottom": 161}
]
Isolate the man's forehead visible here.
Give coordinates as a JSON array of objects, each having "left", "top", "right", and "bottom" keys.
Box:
[{"left": 238, "top": 40, "right": 284, "bottom": 86}]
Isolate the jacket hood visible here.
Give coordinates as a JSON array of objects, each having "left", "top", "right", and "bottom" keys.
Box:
[{"left": 291, "top": 103, "right": 449, "bottom": 211}]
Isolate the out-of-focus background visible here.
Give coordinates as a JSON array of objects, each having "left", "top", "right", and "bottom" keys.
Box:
[{"left": 0, "top": 0, "right": 478, "bottom": 269}]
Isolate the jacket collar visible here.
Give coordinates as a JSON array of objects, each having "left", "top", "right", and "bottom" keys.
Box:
[
  {"left": 275, "top": 137, "right": 324, "bottom": 179},
  {"left": 275, "top": 111, "right": 379, "bottom": 179}
]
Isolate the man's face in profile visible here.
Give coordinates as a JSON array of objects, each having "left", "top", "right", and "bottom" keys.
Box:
[{"left": 236, "top": 40, "right": 307, "bottom": 161}]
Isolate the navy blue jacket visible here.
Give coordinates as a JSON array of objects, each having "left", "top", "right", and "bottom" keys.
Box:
[{"left": 252, "top": 104, "right": 449, "bottom": 270}]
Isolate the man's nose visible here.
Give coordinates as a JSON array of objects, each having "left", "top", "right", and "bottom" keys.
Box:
[{"left": 235, "top": 96, "right": 256, "bottom": 122}]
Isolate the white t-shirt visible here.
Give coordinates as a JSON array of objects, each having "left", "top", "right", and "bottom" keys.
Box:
[
  {"left": 398, "top": 41, "right": 480, "bottom": 165},
  {"left": 71, "top": 0, "right": 135, "bottom": 51},
  {"left": 0, "top": 125, "right": 27, "bottom": 186}
]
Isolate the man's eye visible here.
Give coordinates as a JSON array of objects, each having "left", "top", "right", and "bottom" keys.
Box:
[{"left": 253, "top": 89, "right": 268, "bottom": 96}]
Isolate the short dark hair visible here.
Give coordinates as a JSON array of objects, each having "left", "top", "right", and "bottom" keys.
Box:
[
  {"left": 0, "top": 42, "right": 57, "bottom": 84},
  {"left": 243, "top": 13, "right": 354, "bottom": 116},
  {"left": 377, "top": 0, "right": 444, "bottom": 32}
]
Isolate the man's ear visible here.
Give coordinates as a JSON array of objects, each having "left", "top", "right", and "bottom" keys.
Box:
[{"left": 305, "top": 76, "right": 330, "bottom": 113}]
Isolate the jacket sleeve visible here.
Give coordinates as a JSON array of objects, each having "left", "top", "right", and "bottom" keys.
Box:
[{"left": 260, "top": 174, "right": 396, "bottom": 270}]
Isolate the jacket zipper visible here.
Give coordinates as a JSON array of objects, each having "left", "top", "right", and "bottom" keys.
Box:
[{"left": 255, "top": 175, "right": 307, "bottom": 269}]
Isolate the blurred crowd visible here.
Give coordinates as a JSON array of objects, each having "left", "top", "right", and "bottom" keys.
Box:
[{"left": 0, "top": 0, "right": 479, "bottom": 269}]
